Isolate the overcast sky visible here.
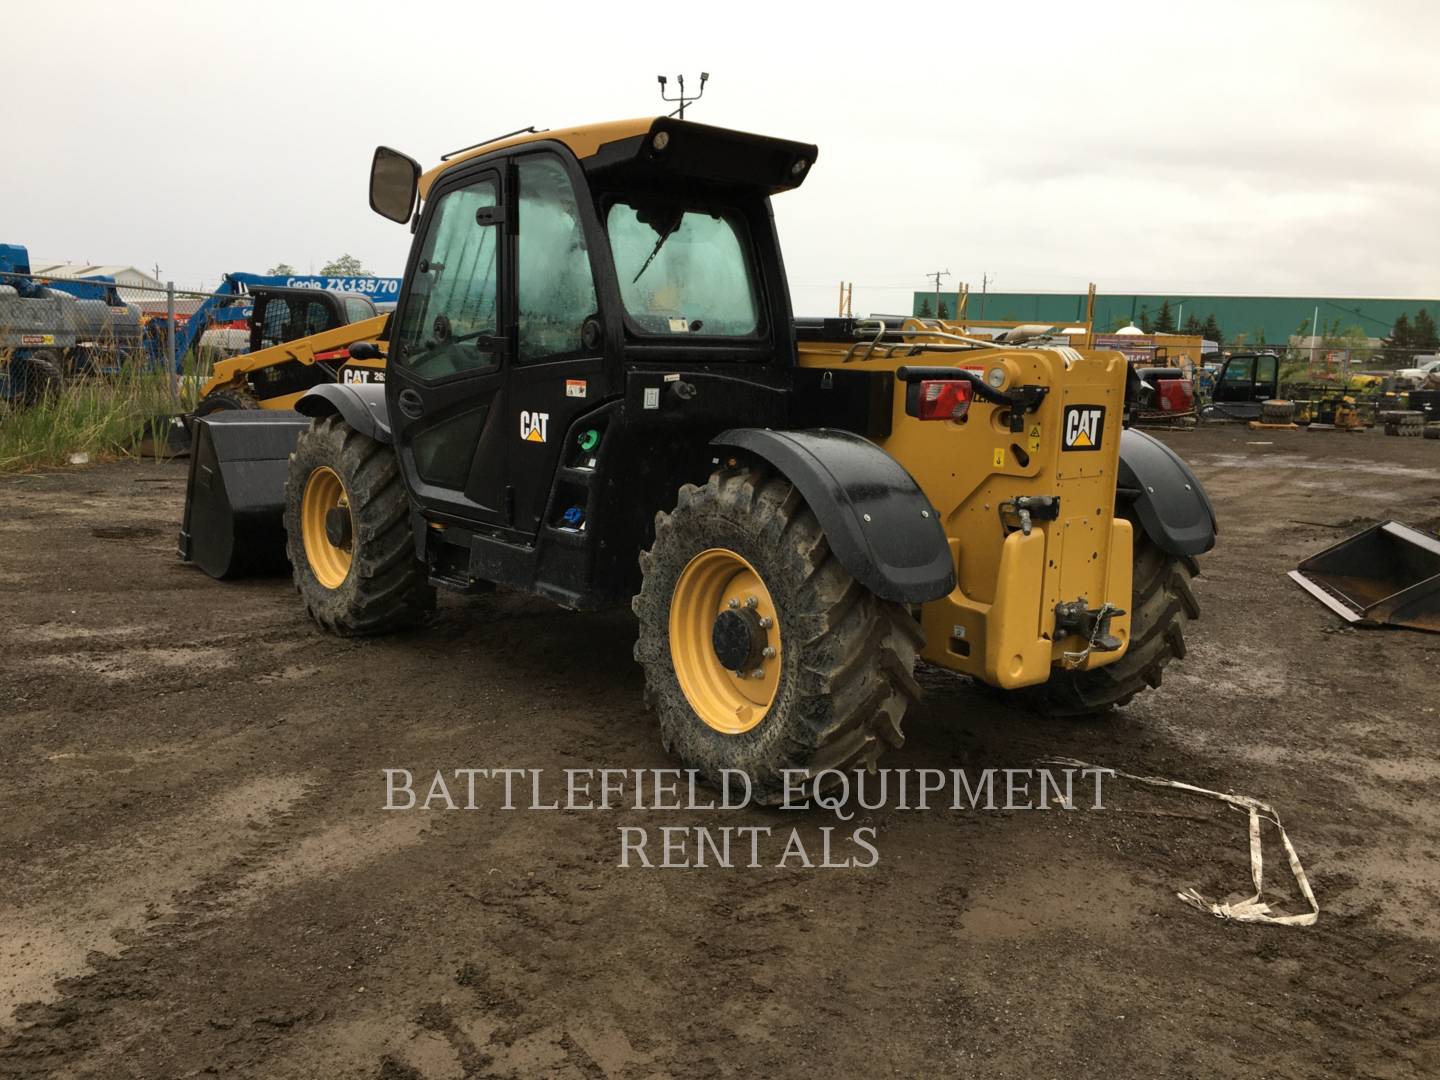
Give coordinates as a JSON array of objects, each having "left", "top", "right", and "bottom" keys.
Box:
[{"left": 7, "top": 0, "right": 1436, "bottom": 315}]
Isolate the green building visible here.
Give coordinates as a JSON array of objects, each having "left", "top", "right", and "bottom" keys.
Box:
[{"left": 911, "top": 292, "right": 1440, "bottom": 347}]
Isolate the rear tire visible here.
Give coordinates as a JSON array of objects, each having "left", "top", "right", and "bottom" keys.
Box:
[
  {"left": 1013, "top": 522, "right": 1200, "bottom": 717},
  {"left": 633, "top": 466, "right": 922, "bottom": 803},
  {"left": 284, "top": 414, "right": 434, "bottom": 636},
  {"left": 14, "top": 351, "right": 63, "bottom": 406}
]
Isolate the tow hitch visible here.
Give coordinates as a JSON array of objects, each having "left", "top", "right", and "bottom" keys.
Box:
[{"left": 1055, "top": 599, "right": 1126, "bottom": 664}]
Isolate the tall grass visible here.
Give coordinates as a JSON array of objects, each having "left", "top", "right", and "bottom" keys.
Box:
[{"left": 0, "top": 352, "right": 206, "bottom": 474}]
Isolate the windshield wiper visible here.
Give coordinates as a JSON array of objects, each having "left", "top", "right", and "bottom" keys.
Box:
[{"left": 632, "top": 218, "right": 681, "bottom": 284}]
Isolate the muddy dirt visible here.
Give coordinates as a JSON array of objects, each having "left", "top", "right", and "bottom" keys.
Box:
[{"left": 1, "top": 424, "right": 1437, "bottom": 1078}]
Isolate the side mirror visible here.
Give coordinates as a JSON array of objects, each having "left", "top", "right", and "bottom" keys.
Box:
[
  {"left": 370, "top": 146, "right": 421, "bottom": 224},
  {"left": 348, "top": 341, "right": 383, "bottom": 361}
]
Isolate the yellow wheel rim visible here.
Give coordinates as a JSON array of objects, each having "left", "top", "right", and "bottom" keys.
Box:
[
  {"left": 669, "top": 548, "right": 782, "bottom": 735},
  {"left": 301, "top": 465, "right": 354, "bottom": 589}
]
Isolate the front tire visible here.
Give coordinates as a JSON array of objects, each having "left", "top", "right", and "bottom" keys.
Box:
[
  {"left": 1016, "top": 521, "right": 1200, "bottom": 716},
  {"left": 633, "top": 467, "right": 922, "bottom": 802},
  {"left": 283, "top": 414, "right": 434, "bottom": 636},
  {"left": 195, "top": 385, "right": 261, "bottom": 415}
]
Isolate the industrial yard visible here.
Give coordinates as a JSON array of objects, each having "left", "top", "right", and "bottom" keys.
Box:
[
  {"left": 1, "top": 424, "right": 1436, "bottom": 1078},
  {"left": 5, "top": 1, "right": 1439, "bottom": 1076}
]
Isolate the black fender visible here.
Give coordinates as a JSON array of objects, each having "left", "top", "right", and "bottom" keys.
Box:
[
  {"left": 1118, "top": 429, "right": 1217, "bottom": 556},
  {"left": 713, "top": 428, "right": 955, "bottom": 604},
  {"left": 295, "top": 383, "right": 391, "bottom": 443}
]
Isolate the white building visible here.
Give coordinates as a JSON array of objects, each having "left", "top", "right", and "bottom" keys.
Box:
[{"left": 29, "top": 261, "right": 164, "bottom": 293}]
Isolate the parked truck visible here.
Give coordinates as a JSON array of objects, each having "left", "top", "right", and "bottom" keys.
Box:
[{"left": 0, "top": 244, "right": 146, "bottom": 403}]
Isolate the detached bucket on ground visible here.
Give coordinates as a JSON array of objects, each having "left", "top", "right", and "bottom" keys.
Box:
[
  {"left": 179, "top": 411, "right": 309, "bottom": 578},
  {"left": 1289, "top": 520, "right": 1440, "bottom": 632}
]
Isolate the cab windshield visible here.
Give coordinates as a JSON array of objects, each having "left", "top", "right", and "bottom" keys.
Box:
[{"left": 605, "top": 200, "right": 759, "bottom": 337}]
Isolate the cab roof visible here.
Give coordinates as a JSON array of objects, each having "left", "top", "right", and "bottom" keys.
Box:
[{"left": 418, "top": 117, "right": 818, "bottom": 199}]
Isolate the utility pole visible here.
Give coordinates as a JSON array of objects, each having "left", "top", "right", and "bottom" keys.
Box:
[
  {"left": 979, "top": 272, "right": 991, "bottom": 318},
  {"left": 926, "top": 269, "right": 950, "bottom": 319},
  {"left": 658, "top": 72, "right": 710, "bottom": 118}
]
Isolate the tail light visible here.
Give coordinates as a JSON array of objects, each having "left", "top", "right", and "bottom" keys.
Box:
[{"left": 909, "top": 379, "right": 973, "bottom": 421}]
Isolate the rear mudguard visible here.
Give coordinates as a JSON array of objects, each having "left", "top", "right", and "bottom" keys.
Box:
[
  {"left": 1118, "top": 429, "right": 1217, "bottom": 556},
  {"left": 296, "top": 382, "right": 391, "bottom": 443},
  {"left": 713, "top": 428, "right": 955, "bottom": 604}
]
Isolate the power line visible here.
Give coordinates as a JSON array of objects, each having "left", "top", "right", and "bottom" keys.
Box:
[{"left": 926, "top": 269, "right": 950, "bottom": 315}]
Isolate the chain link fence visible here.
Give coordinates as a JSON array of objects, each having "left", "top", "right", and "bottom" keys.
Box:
[{"left": 0, "top": 268, "right": 260, "bottom": 412}]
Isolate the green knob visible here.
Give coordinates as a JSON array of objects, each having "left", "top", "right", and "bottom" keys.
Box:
[{"left": 578, "top": 428, "right": 600, "bottom": 452}]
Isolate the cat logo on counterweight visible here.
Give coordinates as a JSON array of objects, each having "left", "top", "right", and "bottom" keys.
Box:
[{"left": 1062, "top": 405, "right": 1105, "bottom": 451}]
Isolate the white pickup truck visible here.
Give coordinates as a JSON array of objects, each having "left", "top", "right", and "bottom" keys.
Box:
[{"left": 1396, "top": 356, "right": 1440, "bottom": 383}]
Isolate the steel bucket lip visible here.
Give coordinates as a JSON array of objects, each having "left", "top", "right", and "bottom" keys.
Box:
[{"left": 1291, "top": 519, "right": 1440, "bottom": 633}]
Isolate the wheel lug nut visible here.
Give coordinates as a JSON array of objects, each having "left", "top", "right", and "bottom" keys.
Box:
[
  {"left": 745, "top": 596, "right": 759, "bottom": 608},
  {"left": 758, "top": 616, "right": 772, "bottom": 629},
  {"left": 751, "top": 668, "right": 765, "bottom": 679},
  {"left": 762, "top": 646, "right": 775, "bottom": 658},
  {"left": 727, "top": 598, "right": 739, "bottom": 608}
]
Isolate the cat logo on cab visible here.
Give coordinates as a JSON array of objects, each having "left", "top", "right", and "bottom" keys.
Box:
[
  {"left": 1062, "top": 405, "right": 1105, "bottom": 451},
  {"left": 520, "top": 411, "right": 549, "bottom": 443}
]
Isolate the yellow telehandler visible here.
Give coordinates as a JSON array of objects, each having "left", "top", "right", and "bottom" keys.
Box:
[{"left": 182, "top": 117, "right": 1215, "bottom": 798}]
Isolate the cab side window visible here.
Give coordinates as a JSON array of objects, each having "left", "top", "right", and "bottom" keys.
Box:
[
  {"left": 1221, "top": 358, "right": 1254, "bottom": 384},
  {"left": 396, "top": 175, "right": 502, "bottom": 379},
  {"left": 344, "top": 296, "right": 373, "bottom": 323},
  {"left": 516, "top": 156, "right": 597, "bottom": 362}
]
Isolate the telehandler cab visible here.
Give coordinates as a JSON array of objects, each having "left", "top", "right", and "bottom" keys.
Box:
[{"left": 182, "top": 117, "right": 1216, "bottom": 799}]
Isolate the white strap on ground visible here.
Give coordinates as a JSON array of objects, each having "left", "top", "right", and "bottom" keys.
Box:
[{"left": 1043, "top": 757, "right": 1319, "bottom": 927}]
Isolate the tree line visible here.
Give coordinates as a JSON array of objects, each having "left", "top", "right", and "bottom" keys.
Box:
[
  {"left": 264, "top": 255, "right": 372, "bottom": 277},
  {"left": 1379, "top": 309, "right": 1438, "bottom": 364}
]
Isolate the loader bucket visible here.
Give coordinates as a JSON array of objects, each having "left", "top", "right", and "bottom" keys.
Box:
[
  {"left": 1289, "top": 520, "right": 1440, "bottom": 632},
  {"left": 138, "top": 414, "right": 192, "bottom": 459},
  {"left": 179, "top": 411, "right": 310, "bottom": 579}
]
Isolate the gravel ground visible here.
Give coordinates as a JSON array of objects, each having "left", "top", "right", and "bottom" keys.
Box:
[{"left": 0, "top": 423, "right": 1437, "bottom": 1078}]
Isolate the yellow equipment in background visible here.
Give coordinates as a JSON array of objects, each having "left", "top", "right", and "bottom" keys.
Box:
[{"left": 197, "top": 316, "right": 389, "bottom": 413}]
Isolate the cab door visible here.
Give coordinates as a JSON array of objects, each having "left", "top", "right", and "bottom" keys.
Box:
[
  {"left": 1214, "top": 355, "right": 1258, "bottom": 402},
  {"left": 387, "top": 167, "right": 512, "bottom": 526},
  {"left": 504, "top": 152, "right": 606, "bottom": 534},
  {"left": 1215, "top": 354, "right": 1278, "bottom": 403}
]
